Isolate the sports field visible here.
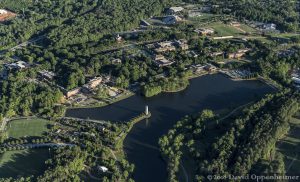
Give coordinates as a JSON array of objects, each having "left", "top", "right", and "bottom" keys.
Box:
[
  {"left": 0, "top": 149, "right": 50, "bottom": 178},
  {"left": 208, "top": 22, "right": 243, "bottom": 36},
  {"left": 7, "top": 118, "right": 53, "bottom": 138}
]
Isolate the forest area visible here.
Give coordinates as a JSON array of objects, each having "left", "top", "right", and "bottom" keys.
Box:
[
  {"left": 0, "top": 0, "right": 300, "bottom": 181},
  {"left": 209, "top": 0, "right": 300, "bottom": 32},
  {"left": 159, "top": 91, "right": 300, "bottom": 181}
]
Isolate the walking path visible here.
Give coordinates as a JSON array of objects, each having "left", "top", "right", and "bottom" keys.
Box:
[
  {"left": 61, "top": 117, "right": 107, "bottom": 125},
  {"left": 0, "top": 36, "right": 45, "bottom": 55},
  {"left": 2, "top": 143, "right": 75, "bottom": 148},
  {"left": 0, "top": 118, "right": 8, "bottom": 131},
  {"left": 109, "top": 149, "right": 117, "bottom": 160}
]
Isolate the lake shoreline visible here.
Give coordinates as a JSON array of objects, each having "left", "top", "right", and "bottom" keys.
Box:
[{"left": 65, "top": 74, "right": 275, "bottom": 182}]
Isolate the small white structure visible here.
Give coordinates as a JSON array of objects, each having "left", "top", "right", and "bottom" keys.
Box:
[
  {"left": 168, "top": 7, "right": 184, "bottom": 14},
  {"left": 111, "top": 58, "right": 122, "bottom": 64},
  {"left": 188, "top": 10, "right": 202, "bottom": 17},
  {"left": 5, "top": 61, "right": 29, "bottom": 70},
  {"left": 194, "top": 28, "right": 214, "bottom": 35},
  {"left": 262, "top": 23, "right": 277, "bottom": 31},
  {"left": 145, "top": 105, "right": 149, "bottom": 115},
  {"left": 0, "top": 9, "right": 8, "bottom": 15},
  {"left": 98, "top": 166, "right": 108, "bottom": 173},
  {"left": 116, "top": 34, "right": 122, "bottom": 42}
]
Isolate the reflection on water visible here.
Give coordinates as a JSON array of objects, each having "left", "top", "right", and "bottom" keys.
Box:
[{"left": 66, "top": 74, "right": 275, "bottom": 182}]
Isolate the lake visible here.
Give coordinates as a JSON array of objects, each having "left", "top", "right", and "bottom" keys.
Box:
[{"left": 66, "top": 74, "right": 274, "bottom": 182}]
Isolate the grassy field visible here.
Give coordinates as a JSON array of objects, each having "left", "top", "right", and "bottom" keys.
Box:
[
  {"left": 188, "top": 13, "right": 217, "bottom": 24},
  {"left": 270, "top": 33, "right": 300, "bottom": 38},
  {"left": 0, "top": 0, "right": 32, "bottom": 12},
  {"left": 239, "top": 24, "right": 257, "bottom": 33},
  {"left": 7, "top": 118, "right": 53, "bottom": 139},
  {"left": 207, "top": 22, "right": 243, "bottom": 36},
  {"left": 0, "top": 148, "right": 51, "bottom": 178},
  {"left": 276, "top": 116, "right": 300, "bottom": 176}
]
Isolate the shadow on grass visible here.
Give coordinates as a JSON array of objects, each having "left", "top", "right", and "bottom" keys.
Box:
[{"left": 0, "top": 148, "right": 50, "bottom": 179}]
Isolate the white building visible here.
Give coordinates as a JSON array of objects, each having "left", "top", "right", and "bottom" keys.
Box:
[
  {"left": 188, "top": 10, "right": 202, "bottom": 17},
  {"left": 5, "top": 61, "right": 29, "bottom": 70},
  {"left": 38, "top": 70, "right": 56, "bottom": 80},
  {"left": 262, "top": 23, "right": 277, "bottom": 31},
  {"left": 168, "top": 7, "right": 184, "bottom": 14},
  {"left": 98, "top": 166, "right": 108, "bottom": 173},
  {"left": 153, "top": 55, "right": 174, "bottom": 67},
  {"left": 0, "top": 9, "right": 8, "bottom": 15},
  {"left": 111, "top": 58, "right": 122, "bottom": 64},
  {"left": 194, "top": 28, "right": 214, "bottom": 35}
]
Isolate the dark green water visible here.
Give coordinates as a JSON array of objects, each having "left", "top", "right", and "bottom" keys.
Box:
[{"left": 66, "top": 74, "right": 274, "bottom": 182}]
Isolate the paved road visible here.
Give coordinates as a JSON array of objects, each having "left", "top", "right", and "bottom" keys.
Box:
[
  {"left": 96, "top": 39, "right": 162, "bottom": 54},
  {"left": 3, "top": 143, "right": 75, "bottom": 148},
  {"left": 61, "top": 117, "right": 107, "bottom": 125},
  {"left": 0, "top": 35, "right": 45, "bottom": 55},
  {"left": 0, "top": 118, "right": 8, "bottom": 131}
]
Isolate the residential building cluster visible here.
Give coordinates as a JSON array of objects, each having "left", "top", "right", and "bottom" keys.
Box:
[
  {"left": 148, "top": 39, "right": 189, "bottom": 53},
  {"left": 146, "top": 39, "right": 189, "bottom": 67}
]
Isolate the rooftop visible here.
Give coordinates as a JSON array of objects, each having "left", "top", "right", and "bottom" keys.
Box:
[{"left": 169, "top": 7, "right": 184, "bottom": 12}]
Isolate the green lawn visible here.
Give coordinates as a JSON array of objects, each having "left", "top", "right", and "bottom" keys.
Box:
[
  {"left": 7, "top": 118, "right": 53, "bottom": 139},
  {"left": 276, "top": 116, "right": 300, "bottom": 176},
  {"left": 208, "top": 22, "right": 243, "bottom": 36},
  {"left": 188, "top": 13, "right": 216, "bottom": 24},
  {"left": 239, "top": 24, "right": 257, "bottom": 33},
  {"left": 270, "top": 33, "right": 300, "bottom": 38},
  {"left": 0, "top": 149, "right": 51, "bottom": 178}
]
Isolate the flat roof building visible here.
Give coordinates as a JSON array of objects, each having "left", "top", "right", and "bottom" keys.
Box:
[
  {"left": 65, "top": 87, "right": 81, "bottom": 98},
  {"left": 167, "top": 7, "right": 184, "bottom": 14},
  {"left": 195, "top": 28, "right": 215, "bottom": 35},
  {"left": 163, "top": 15, "right": 182, "bottom": 25},
  {"left": 0, "top": 9, "right": 8, "bottom": 15},
  {"left": 5, "top": 61, "right": 29, "bottom": 70},
  {"left": 38, "top": 70, "right": 56, "bottom": 80},
  {"left": 153, "top": 55, "right": 174, "bottom": 67},
  {"left": 174, "top": 39, "right": 189, "bottom": 50},
  {"left": 83, "top": 77, "right": 102, "bottom": 90}
]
